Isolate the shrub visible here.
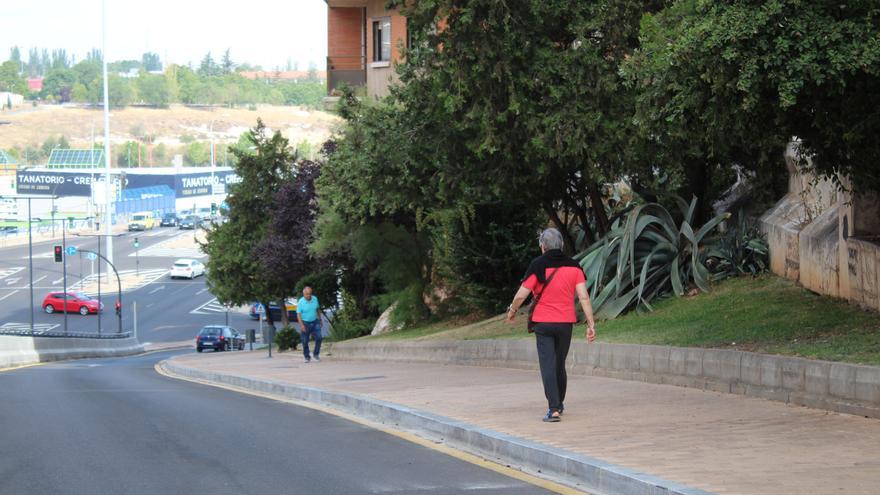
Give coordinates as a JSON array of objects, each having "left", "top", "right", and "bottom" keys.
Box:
[
  {"left": 705, "top": 213, "right": 769, "bottom": 277},
  {"left": 273, "top": 325, "right": 300, "bottom": 351},
  {"left": 329, "top": 319, "right": 374, "bottom": 342},
  {"left": 577, "top": 197, "right": 729, "bottom": 320}
]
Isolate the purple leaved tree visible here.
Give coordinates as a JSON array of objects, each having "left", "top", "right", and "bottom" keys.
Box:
[{"left": 253, "top": 160, "right": 321, "bottom": 327}]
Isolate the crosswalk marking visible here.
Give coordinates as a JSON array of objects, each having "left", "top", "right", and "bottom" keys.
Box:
[
  {"left": 0, "top": 267, "right": 24, "bottom": 280},
  {"left": 0, "top": 322, "right": 60, "bottom": 334},
  {"left": 190, "top": 298, "right": 229, "bottom": 315},
  {"left": 68, "top": 268, "right": 169, "bottom": 295},
  {"left": 129, "top": 232, "right": 206, "bottom": 259}
]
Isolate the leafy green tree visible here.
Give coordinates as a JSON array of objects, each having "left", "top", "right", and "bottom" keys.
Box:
[
  {"left": 174, "top": 65, "right": 201, "bottom": 103},
  {"left": 202, "top": 120, "right": 296, "bottom": 328},
  {"left": 137, "top": 74, "right": 170, "bottom": 107},
  {"left": 198, "top": 52, "right": 219, "bottom": 77},
  {"left": 10, "top": 46, "right": 21, "bottom": 64},
  {"left": 70, "top": 83, "right": 89, "bottom": 102},
  {"left": 221, "top": 49, "right": 235, "bottom": 74},
  {"left": 88, "top": 74, "right": 136, "bottom": 107},
  {"left": 117, "top": 141, "right": 146, "bottom": 167},
  {"left": 183, "top": 142, "right": 210, "bottom": 165},
  {"left": 0, "top": 60, "right": 26, "bottom": 94},
  {"left": 141, "top": 52, "right": 162, "bottom": 72},
  {"left": 42, "top": 67, "right": 77, "bottom": 102},
  {"left": 390, "top": 0, "right": 664, "bottom": 249},
  {"left": 628, "top": 0, "right": 880, "bottom": 193}
]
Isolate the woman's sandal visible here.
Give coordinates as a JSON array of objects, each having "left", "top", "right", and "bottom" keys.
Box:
[{"left": 542, "top": 410, "right": 561, "bottom": 422}]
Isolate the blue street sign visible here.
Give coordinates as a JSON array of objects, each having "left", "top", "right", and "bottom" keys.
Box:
[
  {"left": 65, "top": 246, "right": 77, "bottom": 256},
  {"left": 86, "top": 252, "right": 97, "bottom": 261}
]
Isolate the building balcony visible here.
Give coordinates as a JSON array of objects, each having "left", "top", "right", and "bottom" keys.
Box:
[{"left": 327, "top": 56, "right": 366, "bottom": 95}]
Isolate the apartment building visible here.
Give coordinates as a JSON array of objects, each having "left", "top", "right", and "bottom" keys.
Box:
[{"left": 325, "top": 0, "right": 407, "bottom": 99}]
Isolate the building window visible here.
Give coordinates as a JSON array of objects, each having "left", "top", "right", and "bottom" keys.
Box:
[{"left": 372, "top": 17, "right": 392, "bottom": 62}]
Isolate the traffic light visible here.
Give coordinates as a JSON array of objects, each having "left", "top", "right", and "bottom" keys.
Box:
[
  {"left": 210, "top": 203, "right": 217, "bottom": 215},
  {"left": 133, "top": 237, "right": 139, "bottom": 248},
  {"left": 53, "top": 245, "right": 63, "bottom": 263}
]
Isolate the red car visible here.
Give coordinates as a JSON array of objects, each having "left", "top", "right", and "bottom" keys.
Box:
[{"left": 42, "top": 292, "right": 104, "bottom": 315}]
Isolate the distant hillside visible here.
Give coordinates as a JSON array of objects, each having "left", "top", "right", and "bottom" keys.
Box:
[{"left": 0, "top": 103, "right": 339, "bottom": 166}]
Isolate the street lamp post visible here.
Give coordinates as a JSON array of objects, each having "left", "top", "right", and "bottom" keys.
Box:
[
  {"left": 101, "top": 0, "right": 114, "bottom": 285},
  {"left": 79, "top": 249, "right": 123, "bottom": 334}
]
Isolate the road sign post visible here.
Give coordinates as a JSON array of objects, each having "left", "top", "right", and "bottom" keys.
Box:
[
  {"left": 134, "top": 237, "right": 139, "bottom": 276},
  {"left": 62, "top": 221, "right": 67, "bottom": 335}
]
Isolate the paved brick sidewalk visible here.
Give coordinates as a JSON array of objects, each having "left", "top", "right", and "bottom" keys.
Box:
[{"left": 172, "top": 350, "right": 880, "bottom": 494}]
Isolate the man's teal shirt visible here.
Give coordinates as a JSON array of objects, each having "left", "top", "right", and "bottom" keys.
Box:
[{"left": 297, "top": 296, "right": 320, "bottom": 322}]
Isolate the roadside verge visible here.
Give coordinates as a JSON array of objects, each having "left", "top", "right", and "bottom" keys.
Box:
[{"left": 159, "top": 356, "right": 712, "bottom": 495}]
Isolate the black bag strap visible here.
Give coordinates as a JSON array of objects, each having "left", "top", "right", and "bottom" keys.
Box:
[{"left": 529, "top": 267, "right": 560, "bottom": 318}]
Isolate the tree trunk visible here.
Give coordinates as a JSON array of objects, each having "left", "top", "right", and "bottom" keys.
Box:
[
  {"left": 588, "top": 182, "right": 611, "bottom": 237},
  {"left": 683, "top": 159, "right": 710, "bottom": 225},
  {"left": 279, "top": 298, "right": 290, "bottom": 328},
  {"left": 261, "top": 299, "right": 276, "bottom": 331}
]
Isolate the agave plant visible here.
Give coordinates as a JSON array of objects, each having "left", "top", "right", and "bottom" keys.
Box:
[
  {"left": 576, "top": 197, "right": 729, "bottom": 320},
  {"left": 705, "top": 212, "right": 769, "bottom": 277}
]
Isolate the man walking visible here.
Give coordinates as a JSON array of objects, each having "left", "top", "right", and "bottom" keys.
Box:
[
  {"left": 297, "top": 286, "right": 322, "bottom": 363},
  {"left": 506, "top": 228, "right": 596, "bottom": 422}
]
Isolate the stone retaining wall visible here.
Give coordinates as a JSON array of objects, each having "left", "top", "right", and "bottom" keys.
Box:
[
  {"left": 0, "top": 335, "right": 145, "bottom": 369},
  {"left": 330, "top": 340, "right": 880, "bottom": 418}
]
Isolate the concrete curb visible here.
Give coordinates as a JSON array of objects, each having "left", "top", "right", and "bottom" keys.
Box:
[
  {"left": 160, "top": 357, "right": 713, "bottom": 495},
  {"left": 0, "top": 335, "right": 144, "bottom": 369},
  {"left": 328, "top": 340, "right": 880, "bottom": 419}
]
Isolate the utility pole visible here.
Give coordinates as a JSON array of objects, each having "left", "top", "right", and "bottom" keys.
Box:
[{"left": 62, "top": 220, "right": 68, "bottom": 335}]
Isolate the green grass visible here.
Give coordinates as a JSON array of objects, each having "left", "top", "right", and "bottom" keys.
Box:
[{"left": 366, "top": 275, "right": 880, "bottom": 365}]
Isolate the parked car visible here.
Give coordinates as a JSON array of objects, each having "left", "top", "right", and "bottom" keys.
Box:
[
  {"left": 169, "top": 259, "right": 206, "bottom": 279},
  {"left": 196, "top": 325, "right": 245, "bottom": 352},
  {"left": 159, "top": 213, "right": 178, "bottom": 227},
  {"left": 248, "top": 300, "right": 298, "bottom": 321},
  {"left": 42, "top": 292, "right": 103, "bottom": 315},
  {"left": 178, "top": 215, "right": 200, "bottom": 230},
  {"left": 128, "top": 211, "right": 156, "bottom": 231}
]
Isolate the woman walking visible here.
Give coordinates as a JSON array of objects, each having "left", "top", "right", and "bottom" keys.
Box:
[{"left": 506, "top": 228, "right": 596, "bottom": 422}]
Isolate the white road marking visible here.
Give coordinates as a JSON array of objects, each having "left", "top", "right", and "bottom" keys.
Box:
[
  {"left": 0, "top": 267, "right": 24, "bottom": 280},
  {"left": 33, "top": 275, "right": 47, "bottom": 284},
  {"left": 5, "top": 278, "right": 20, "bottom": 285},
  {"left": 190, "top": 298, "right": 230, "bottom": 315},
  {"left": 51, "top": 277, "right": 65, "bottom": 284},
  {"left": 0, "top": 322, "right": 59, "bottom": 334},
  {"left": 148, "top": 285, "right": 165, "bottom": 295},
  {"left": 68, "top": 269, "right": 169, "bottom": 296},
  {"left": 196, "top": 288, "right": 208, "bottom": 295},
  {"left": 0, "top": 290, "right": 19, "bottom": 302}
]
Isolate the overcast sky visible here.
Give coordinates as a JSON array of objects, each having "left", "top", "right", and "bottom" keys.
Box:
[{"left": 2, "top": 0, "right": 328, "bottom": 70}]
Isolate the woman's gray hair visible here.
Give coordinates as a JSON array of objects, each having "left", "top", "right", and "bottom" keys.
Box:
[{"left": 538, "top": 228, "right": 564, "bottom": 251}]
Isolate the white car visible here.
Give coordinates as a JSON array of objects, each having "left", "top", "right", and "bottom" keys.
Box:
[{"left": 170, "top": 259, "right": 206, "bottom": 279}]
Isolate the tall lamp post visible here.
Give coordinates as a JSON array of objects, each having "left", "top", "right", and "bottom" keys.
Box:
[{"left": 101, "top": 0, "right": 114, "bottom": 285}]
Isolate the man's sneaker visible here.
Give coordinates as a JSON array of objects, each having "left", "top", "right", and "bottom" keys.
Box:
[
  {"left": 313, "top": 356, "right": 321, "bottom": 362},
  {"left": 303, "top": 357, "right": 311, "bottom": 364}
]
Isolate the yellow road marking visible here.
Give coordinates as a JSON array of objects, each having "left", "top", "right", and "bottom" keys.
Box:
[
  {"left": 0, "top": 361, "right": 48, "bottom": 373},
  {"left": 155, "top": 361, "right": 588, "bottom": 495}
]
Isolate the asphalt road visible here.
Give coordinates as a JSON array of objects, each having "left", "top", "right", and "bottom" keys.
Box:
[
  {"left": 0, "top": 226, "right": 255, "bottom": 343},
  {"left": 0, "top": 350, "right": 556, "bottom": 494}
]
